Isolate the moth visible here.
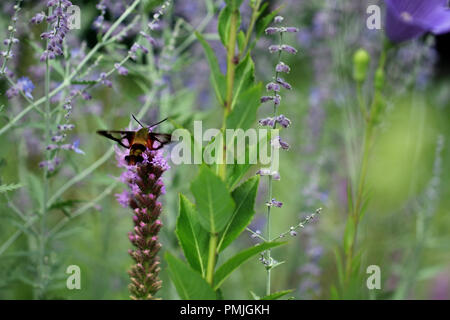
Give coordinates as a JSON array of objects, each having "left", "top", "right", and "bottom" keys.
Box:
[{"left": 97, "top": 115, "right": 171, "bottom": 165}]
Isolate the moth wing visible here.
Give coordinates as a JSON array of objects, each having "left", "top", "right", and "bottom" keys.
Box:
[
  {"left": 148, "top": 132, "right": 172, "bottom": 150},
  {"left": 97, "top": 130, "right": 135, "bottom": 148}
]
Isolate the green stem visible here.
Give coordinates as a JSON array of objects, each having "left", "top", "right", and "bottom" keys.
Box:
[
  {"left": 36, "top": 5, "right": 54, "bottom": 299},
  {"left": 343, "top": 43, "right": 388, "bottom": 288},
  {"left": 225, "top": 9, "right": 238, "bottom": 112},
  {"left": 239, "top": 0, "right": 261, "bottom": 59},
  {"left": 219, "top": 7, "right": 239, "bottom": 180},
  {"left": 206, "top": 233, "right": 218, "bottom": 285}
]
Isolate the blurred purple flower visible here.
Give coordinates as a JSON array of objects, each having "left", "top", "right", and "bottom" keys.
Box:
[
  {"left": 6, "top": 76, "right": 35, "bottom": 99},
  {"left": 386, "top": 0, "right": 450, "bottom": 43}
]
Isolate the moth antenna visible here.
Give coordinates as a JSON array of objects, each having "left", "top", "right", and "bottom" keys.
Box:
[
  {"left": 149, "top": 117, "right": 168, "bottom": 128},
  {"left": 132, "top": 114, "right": 145, "bottom": 128}
]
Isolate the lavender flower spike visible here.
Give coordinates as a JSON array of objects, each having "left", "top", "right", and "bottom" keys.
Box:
[
  {"left": 116, "top": 147, "right": 169, "bottom": 300},
  {"left": 385, "top": 0, "right": 450, "bottom": 43}
]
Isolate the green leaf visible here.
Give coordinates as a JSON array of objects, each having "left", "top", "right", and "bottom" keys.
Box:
[
  {"left": 0, "top": 183, "right": 22, "bottom": 193},
  {"left": 213, "top": 241, "right": 286, "bottom": 290},
  {"left": 226, "top": 162, "right": 252, "bottom": 190},
  {"left": 218, "top": 6, "right": 231, "bottom": 46},
  {"left": 226, "top": 83, "right": 262, "bottom": 130},
  {"left": 175, "top": 194, "right": 209, "bottom": 276},
  {"left": 343, "top": 218, "right": 356, "bottom": 255},
  {"left": 27, "top": 173, "right": 43, "bottom": 211},
  {"left": 48, "top": 199, "right": 84, "bottom": 211},
  {"left": 190, "top": 166, "right": 235, "bottom": 233},
  {"left": 218, "top": 5, "right": 241, "bottom": 47},
  {"left": 261, "top": 289, "right": 294, "bottom": 300},
  {"left": 231, "top": 53, "right": 256, "bottom": 109},
  {"left": 225, "top": 0, "right": 244, "bottom": 8},
  {"left": 165, "top": 252, "right": 216, "bottom": 300},
  {"left": 333, "top": 247, "right": 345, "bottom": 288},
  {"left": 225, "top": 131, "right": 267, "bottom": 190},
  {"left": 330, "top": 285, "right": 340, "bottom": 300},
  {"left": 217, "top": 176, "right": 259, "bottom": 252},
  {"left": 195, "top": 32, "right": 226, "bottom": 106}
]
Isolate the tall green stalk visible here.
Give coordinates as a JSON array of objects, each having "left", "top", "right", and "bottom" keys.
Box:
[{"left": 343, "top": 44, "right": 388, "bottom": 289}]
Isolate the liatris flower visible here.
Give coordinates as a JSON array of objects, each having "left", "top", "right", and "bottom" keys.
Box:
[
  {"left": 115, "top": 147, "right": 169, "bottom": 300},
  {"left": 385, "top": 0, "right": 450, "bottom": 43}
]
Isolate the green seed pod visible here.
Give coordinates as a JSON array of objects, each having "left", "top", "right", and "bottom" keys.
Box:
[
  {"left": 353, "top": 49, "right": 370, "bottom": 83},
  {"left": 375, "top": 67, "right": 385, "bottom": 90}
]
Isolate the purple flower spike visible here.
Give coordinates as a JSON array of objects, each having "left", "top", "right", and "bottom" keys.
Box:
[
  {"left": 385, "top": 0, "right": 450, "bottom": 43},
  {"left": 117, "top": 147, "right": 169, "bottom": 300}
]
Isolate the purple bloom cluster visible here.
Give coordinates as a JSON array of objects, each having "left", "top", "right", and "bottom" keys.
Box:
[
  {"left": 33, "top": 0, "right": 73, "bottom": 61},
  {"left": 115, "top": 147, "right": 169, "bottom": 300}
]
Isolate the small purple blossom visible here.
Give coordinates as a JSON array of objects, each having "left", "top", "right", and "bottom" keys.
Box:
[
  {"left": 273, "top": 94, "right": 281, "bottom": 106},
  {"left": 30, "top": 12, "right": 46, "bottom": 24},
  {"left": 274, "top": 16, "right": 284, "bottom": 24},
  {"left": 114, "top": 63, "right": 128, "bottom": 76},
  {"left": 275, "top": 62, "right": 291, "bottom": 73},
  {"left": 268, "top": 198, "right": 283, "bottom": 208},
  {"left": 265, "top": 27, "right": 280, "bottom": 34},
  {"left": 258, "top": 117, "right": 275, "bottom": 127},
  {"left": 268, "top": 45, "right": 281, "bottom": 53},
  {"left": 276, "top": 115, "right": 291, "bottom": 128},
  {"left": 266, "top": 82, "right": 281, "bottom": 92},
  {"left": 280, "top": 44, "right": 298, "bottom": 54},
  {"left": 261, "top": 96, "right": 274, "bottom": 103},
  {"left": 285, "top": 27, "right": 299, "bottom": 33},
  {"left": 276, "top": 77, "right": 292, "bottom": 90},
  {"left": 6, "top": 76, "right": 35, "bottom": 99},
  {"left": 272, "top": 136, "right": 290, "bottom": 150}
]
